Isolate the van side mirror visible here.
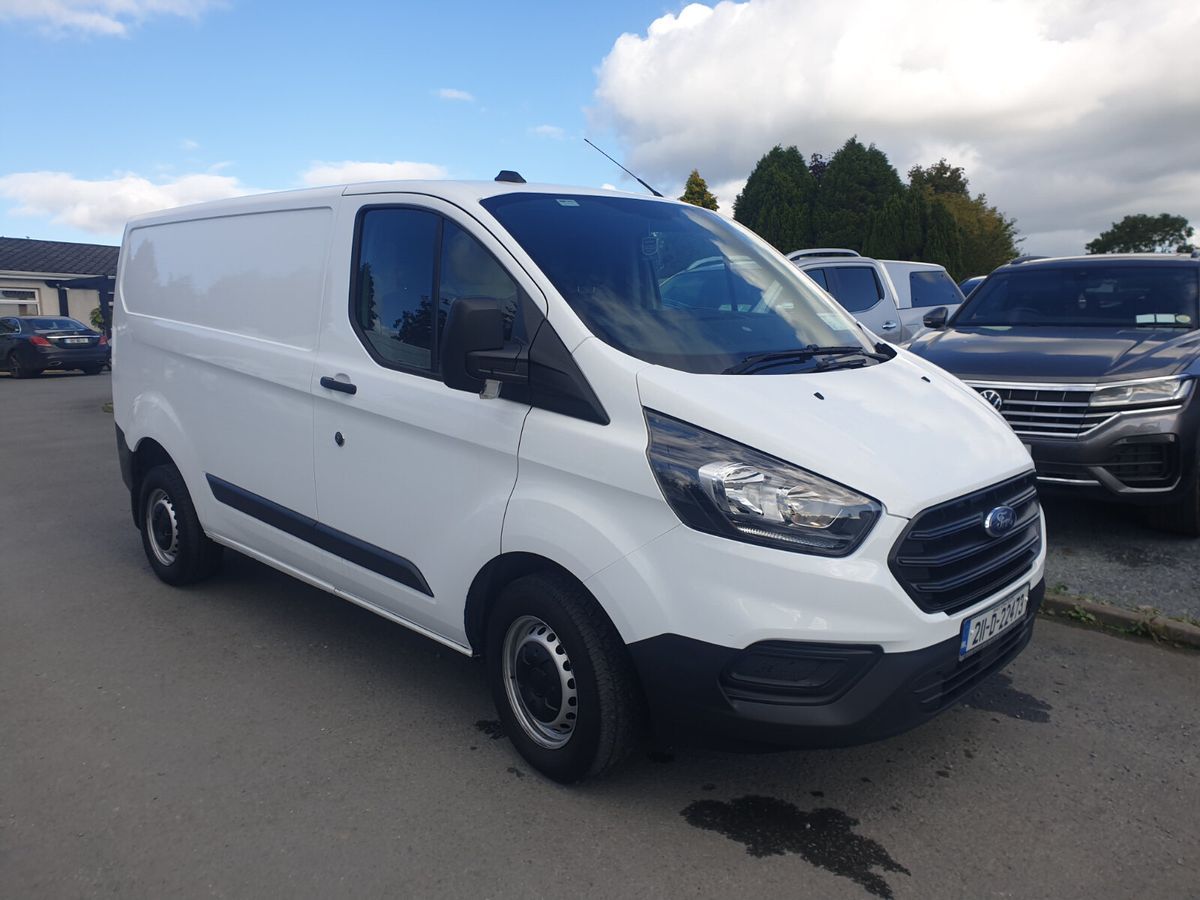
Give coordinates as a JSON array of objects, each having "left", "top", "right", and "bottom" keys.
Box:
[
  {"left": 441, "top": 297, "right": 529, "bottom": 394},
  {"left": 922, "top": 306, "right": 948, "bottom": 329}
]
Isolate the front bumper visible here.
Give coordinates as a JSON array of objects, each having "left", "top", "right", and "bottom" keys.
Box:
[
  {"left": 1027, "top": 401, "right": 1200, "bottom": 505},
  {"left": 629, "top": 579, "right": 1044, "bottom": 750}
]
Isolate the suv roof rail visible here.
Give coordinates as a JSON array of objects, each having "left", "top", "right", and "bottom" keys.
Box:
[
  {"left": 787, "top": 248, "right": 861, "bottom": 259},
  {"left": 1008, "top": 255, "right": 1048, "bottom": 265}
]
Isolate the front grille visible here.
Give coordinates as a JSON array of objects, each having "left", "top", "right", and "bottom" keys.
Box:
[
  {"left": 911, "top": 593, "right": 1040, "bottom": 711},
  {"left": 971, "top": 384, "right": 1111, "bottom": 437},
  {"left": 890, "top": 472, "right": 1041, "bottom": 615},
  {"left": 1032, "top": 442, "right": 1176, "bottom": 488}
]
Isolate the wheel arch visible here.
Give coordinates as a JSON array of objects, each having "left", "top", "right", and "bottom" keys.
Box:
[
  {"left": 464, "top": 552, "right": 616, "bottom": 656},
  {"left": 127, "top": 437, "right": 177, "bottom": 526}
]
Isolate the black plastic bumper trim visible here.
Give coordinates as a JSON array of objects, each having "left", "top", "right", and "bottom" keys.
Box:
[
  {"left": 628, "top": 579, "right": 1044, "bottom": 750},
  {"left": 206, "top": 474, "right": 433, "bottom": 597}
]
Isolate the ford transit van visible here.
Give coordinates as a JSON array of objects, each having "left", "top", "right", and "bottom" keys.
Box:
[{"left": 113, "top": 179, "right": 1045, "bottom": 782}]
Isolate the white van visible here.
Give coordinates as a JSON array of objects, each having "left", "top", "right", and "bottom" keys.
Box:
[{"left": 113, "top": 179, "right": 1044, "bottom": 782}]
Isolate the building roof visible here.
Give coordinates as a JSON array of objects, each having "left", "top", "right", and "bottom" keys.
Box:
[{"left": 0, "top": 237, "right": 120, "bottom": 277}]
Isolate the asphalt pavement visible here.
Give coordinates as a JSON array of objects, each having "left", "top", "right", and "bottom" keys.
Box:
[{"left": 2, "top": 373, "right": 1197, "bottom": 899}]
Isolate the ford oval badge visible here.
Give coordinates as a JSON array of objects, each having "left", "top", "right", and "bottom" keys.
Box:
[{"left": 983, "top": 505, "right": 1016, "bottom": 537}]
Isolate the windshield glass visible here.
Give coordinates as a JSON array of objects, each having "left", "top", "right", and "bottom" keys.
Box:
[
  {"left": 957, "top": 265, "right": 1199, "bottom": 329},
  {"left": 29, "top": 317, "right": 87, "bottom": 332},
  {"left": 480, "top": 193, "right": 875, "bottom": 374}
]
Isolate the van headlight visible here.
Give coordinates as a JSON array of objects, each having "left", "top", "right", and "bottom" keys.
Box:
[
  {"left": 645, "top": 410, "right": 881, "bottom": 556},
  {"left": 1089, "top": 376, "right": 1192, "bottom": 407}
]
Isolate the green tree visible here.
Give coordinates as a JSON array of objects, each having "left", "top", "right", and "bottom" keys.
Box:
[
  {"left": 908, "top": 159, "right": 970, "bottom": 197},
  {"left": 1085, "top": 213, "right": 1195, "bottom": 254},
  {"left": 889, "top": 158, "right": 1020, "bottom": 277},
  {"left": 810, "top": 137, "right": 903, "bottom": 251},
  {"left": 678, "top": 169, "right": 719, "bottom": 210},
  {"left": 733, "top": 145, "right": 814, "bottom": 252}
]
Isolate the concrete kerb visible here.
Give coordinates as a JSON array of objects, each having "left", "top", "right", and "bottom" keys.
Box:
[{"left": 1041, "top": 592, "right": 1200, "bottom": 649}]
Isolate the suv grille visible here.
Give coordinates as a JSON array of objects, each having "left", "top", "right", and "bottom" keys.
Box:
[
  {"left": 968, "top": 384, "right": 1110, "bottom": 437},
  {"left": 890, "top": 473, "right": 1041, "bottom": 615}
]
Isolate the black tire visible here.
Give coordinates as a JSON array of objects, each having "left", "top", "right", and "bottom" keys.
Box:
[
  {"left": 7, "top": 352, "right": 39, "bottom": 379},
  {"left": 81, "top": 366, "right": 103, "bottom": 376},
  {"left": 485, "top": 572, "right": 644, "bottom": 783},
  {"left": 138, "top": 464, "right": 223, "bottom": 585},
  {"left": 1144, "top": 474, "right": 1200, "bottom": 537}
]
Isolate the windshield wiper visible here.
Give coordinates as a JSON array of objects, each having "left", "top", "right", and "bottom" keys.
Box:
[{"left": 723, "top": 344, "right": 889, "bottom": 375}]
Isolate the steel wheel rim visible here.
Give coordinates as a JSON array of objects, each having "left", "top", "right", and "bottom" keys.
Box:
[
  {"left": 146, "top": 488, "right": 180, "bottom": 566},
  {"left": 501, "top": 615, "right": 578, "bottom": 749}
]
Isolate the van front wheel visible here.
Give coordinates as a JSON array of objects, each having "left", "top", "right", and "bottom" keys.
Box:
[
  {"left": 138, "top": 465, "right": 223, "bottom": 585},
  {"left": 486, "top": 572, "right": 643, "bottom": 783}
]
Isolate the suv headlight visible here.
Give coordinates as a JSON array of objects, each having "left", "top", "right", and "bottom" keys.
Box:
[
  {"left": 1089, "top": 376, "right": 1193, "bottom": 407},
  {"left": 645, "top": 410, "right": 881, "bottom": 557}
]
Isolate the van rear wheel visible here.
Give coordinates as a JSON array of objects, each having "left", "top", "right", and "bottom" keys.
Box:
[
  {"left": 138, "top": 464, "right": 223, "bottom": 585},
  {"left": 486, "top": 572, "right": 643, "bottom": 783}
]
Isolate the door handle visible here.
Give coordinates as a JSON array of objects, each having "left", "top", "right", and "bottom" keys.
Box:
[
  {"left": 879, "top": 321, "right": 899, "bottom": 332},
  {"left": 320, "top": 375, "right": 357, "bottom": 395}
]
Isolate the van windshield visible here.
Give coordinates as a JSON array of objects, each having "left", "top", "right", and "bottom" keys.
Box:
[
  {"left": 481, "top": 193, "right": 878, "bottom": 374},
  {"left": 957, "top": 265, "right": 1200, "bottom": 329}
]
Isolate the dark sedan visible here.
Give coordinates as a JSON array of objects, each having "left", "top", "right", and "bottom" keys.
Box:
[
  {"left": 909, "top": 254, "right": 1200, "bottom": 535},
  {"left": 0, "top": 316, "right": 109, "bottom": 378}
]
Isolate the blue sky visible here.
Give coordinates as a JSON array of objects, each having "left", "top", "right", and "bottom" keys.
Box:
[
  {"left": 3, "top": 1, "right": 1198, "bottom": 255},
  {"left": 1, "top": 1, "right": 678, "bottom": 244}
]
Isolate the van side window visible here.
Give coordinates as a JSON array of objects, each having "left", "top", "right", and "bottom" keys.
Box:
[
  {"left": 439, "top": 221, "right": 521, "bottom": 343},
  {"left": 826, "top": 266, "right": 883, "bottom": 313},
  {"left": 354, "top": 208, "right": 440, "bottom": 371}
]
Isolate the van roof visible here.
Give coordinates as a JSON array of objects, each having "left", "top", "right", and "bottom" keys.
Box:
[{"left": 122, "top": 180, "right": 662, "bottom": 231}]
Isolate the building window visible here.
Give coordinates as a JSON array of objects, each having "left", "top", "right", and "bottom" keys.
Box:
[{"left": 0, "top": 289, "right": 38, "bottom": 315}]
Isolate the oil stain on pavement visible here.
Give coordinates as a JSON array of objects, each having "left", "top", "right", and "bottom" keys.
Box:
[
  {"left": 681, "top": 795, "right": 909, "bottom": 899},
  {"left": 474, "top": 719, "right": 506, "bottom": 739},
  {"left": 963, "top": 672, "right": 1052, "bottom": 723}
]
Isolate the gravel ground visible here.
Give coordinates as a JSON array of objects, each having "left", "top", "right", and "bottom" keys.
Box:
[{"left": 1042, "top": 495, "right": 1200, "bottom": 622}]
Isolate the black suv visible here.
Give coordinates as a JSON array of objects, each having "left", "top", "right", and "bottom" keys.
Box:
[{"left": 908, "top": 254, "right": 1200, "bottom": 535}]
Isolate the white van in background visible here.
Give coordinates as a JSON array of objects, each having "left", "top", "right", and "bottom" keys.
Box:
[
  {"left": 790, "top": 253, "right": 964, "bottom": 342},
  {"left": 113, "top": 179, "right": 1043, "bottom": 782}
]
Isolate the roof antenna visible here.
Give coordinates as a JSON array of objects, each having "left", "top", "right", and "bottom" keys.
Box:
[{"left": 584, "top": 138, "right": 663, "bottom": 198}]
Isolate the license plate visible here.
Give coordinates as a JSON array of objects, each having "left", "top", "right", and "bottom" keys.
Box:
[
  {"left": 959, "top": 584, "right": 1029, "bottom": 659},
  {"left": 64, "top": 337, "right": 88, "bottom": 344}
]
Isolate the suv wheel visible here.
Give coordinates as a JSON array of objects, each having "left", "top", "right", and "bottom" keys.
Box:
[
  {"left": 138, "top": 465, "right": 223, "bottom": 585},
  {"left": 1145, "top": 474, "right": 1200, "bottom": 537},
  {"left": 486, "top": 572, "right": 644, "bottom": 783}
]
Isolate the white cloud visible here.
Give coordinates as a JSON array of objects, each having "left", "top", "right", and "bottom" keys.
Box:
[
  {"left": 531, "top": 124, "right": 566, "bottom": 140},
  {"left": 0, "top": 159, "right": 453, "bottom": 238},
  {"left": 593, "top": 0, "right": 1200, "bottom": 255},
  {"left": 180, "top": 138, "right": 200, "bottom": 151},
  {"left": 0, "top": 170, "right": 251, "bottom": 236},
  {"left": 301, "top": 160, "right": 449, "bottom": 186},
  {"left": 0, "top": 0, "right": 222, "bottom": 36},
  {"left": 436, "top": 88, "right": 475, "bottom": 102}
]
